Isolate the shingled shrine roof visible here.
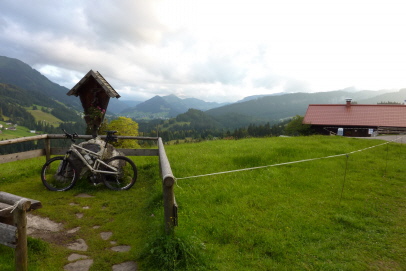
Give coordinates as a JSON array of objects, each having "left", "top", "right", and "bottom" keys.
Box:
[{"left": 67, "top": 70, "right": 120, "bottom": 98}]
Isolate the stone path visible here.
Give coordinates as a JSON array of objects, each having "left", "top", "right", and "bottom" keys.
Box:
[{"left": 27, "top": 193, "right": 138, "bottom": 271}]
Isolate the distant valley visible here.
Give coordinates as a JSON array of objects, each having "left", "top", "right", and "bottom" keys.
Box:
[{"left": 1, "top": 55, "right": 406, "bottom": 133}]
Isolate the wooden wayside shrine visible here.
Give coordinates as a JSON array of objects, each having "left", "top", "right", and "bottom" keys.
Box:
[{"left": 67, "top": 70, "right": 120, "bottom": 137}]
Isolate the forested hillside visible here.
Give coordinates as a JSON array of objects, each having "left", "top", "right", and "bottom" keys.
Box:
[
  {"left": 205, "top": 89, "right": 404, "bottom": 123},
  {"left": 0, "top": 56, "right": 80, "bottom": 108},
  {"left": 0, "top": 57, "right": 86, "bottom": 154}
]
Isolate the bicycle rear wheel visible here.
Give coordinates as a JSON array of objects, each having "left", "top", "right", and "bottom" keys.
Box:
[
  {"left": 41, "top": 156, "right": 78, "bottom": 191},
  {"left": 102, "top": 156, "right": 137, "bottom": 190}
]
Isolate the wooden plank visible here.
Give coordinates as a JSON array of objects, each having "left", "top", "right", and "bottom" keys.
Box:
[
  {"left": 0, "top": 149, "right": 45, "bottom": 164},
  {"left": 0, "top": 222, "right": 17, "bottom": 248},
  {"left": 51, "top": 148, "right": 159, "bottom": 156},
  {"left": 45, "top": 134, "right": 159, "bottom": 141},
  {"left": 50, "top": 148, "right": 68, "bottom": 155},
  {"left": 0, "top": 192, "right": 42, "bottom": 212}
]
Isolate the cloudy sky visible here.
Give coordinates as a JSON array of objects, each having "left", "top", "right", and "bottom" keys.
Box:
[{"left": 1, "top": 0, "right": 406, "bottom": 102}]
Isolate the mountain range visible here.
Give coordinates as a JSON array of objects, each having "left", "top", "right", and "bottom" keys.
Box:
[
  {"left": 1, "top": 55, "right": 406, "bottom": 130},
  {"left": 121, "top": 95, "right": 229, "bottom": 119}
]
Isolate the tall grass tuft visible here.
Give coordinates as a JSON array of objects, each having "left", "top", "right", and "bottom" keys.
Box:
[{"left": 142, "top": 231, "right": 209, "bottom": 270}]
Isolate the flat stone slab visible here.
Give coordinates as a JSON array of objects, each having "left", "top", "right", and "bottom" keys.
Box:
[
  {"left": 67, "top": 227, "right": 81, "bottom": 234},
  {"left": 112, "top": 261, "right": 138, "bottom": 271},
  {"left": 64, "top": 259, "right": 93, "bottom": 271},
  {"left": 68, "top": 253, "right": 88, "bottom": 262},
  {"left": 75, "top": 193, "right": 94, "bottom": 198},
  {"left": 111, "top": 245, "right": 131, "bottom": 252},
  {"left": 100, "top": 231, "right": 113, "bottom": 240},
  {"left": 67, "top": 239, "right": 88, "bottom": 251},
  {"left": 27, "top": 214, "right": 63, "bottom": 234},
  {"left": 76, "top": 213, "right": 84, "bottom": 219}
]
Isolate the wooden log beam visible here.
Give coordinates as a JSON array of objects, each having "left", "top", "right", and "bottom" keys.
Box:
[
  {"left": 0, "top": 134, "right": 48, "bottom": 146},
  {"left": 0, "top": 202, "right": 13, "bottom": 217},
  {"left": 0, "top": 222, "right": 17, "bottom": 248},
  {"left": 0, "top": 192, "right": 42, "bottom": 213}
]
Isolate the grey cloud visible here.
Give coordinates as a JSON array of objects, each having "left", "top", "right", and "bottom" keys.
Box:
[
  {"left": 82, "top": 0, "right": 166, "bottom": 47},
  {"left": 252, "top": 75, "right": 281, "bottom": 89},
  {"left": 191, "top": 55, "right": 247, "bottom": 85},
  {"left": 284, "top": 79, "right": 310, "bottom": 93},
  {"left": 0, "top": 1, "right": 88, "bottom": 39}
]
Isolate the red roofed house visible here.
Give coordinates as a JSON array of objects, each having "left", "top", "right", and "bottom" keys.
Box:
[{"left": 303, "top": 99, "right": 406, "bottom": 137}]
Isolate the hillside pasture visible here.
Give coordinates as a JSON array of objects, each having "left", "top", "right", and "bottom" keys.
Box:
[
  {"left": 27, "top": 109, "right": 63, "bottom": 127},
  {"left": 0, "top": 121, "right": 36, "bottom": 139},
  {"left": 0, "top": 136, "right": 405, "bottom": 270}
]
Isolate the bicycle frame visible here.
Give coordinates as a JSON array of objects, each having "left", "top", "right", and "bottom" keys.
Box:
[{"left": 66, "top": 144, "right": 119, "bottom": 176}]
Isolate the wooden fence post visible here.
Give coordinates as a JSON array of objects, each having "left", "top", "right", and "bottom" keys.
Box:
[
  {"left": 158, "top": 138, "right": 177, "bottom": 234},
  {"left": 13, "top": 199, "right": 31, "bottom": 271},
  {"left": 44, "top": 137, "right": 51, "bottom": 162}
]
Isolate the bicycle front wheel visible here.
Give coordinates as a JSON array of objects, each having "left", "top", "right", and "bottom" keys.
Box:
[
  {"left": 41, "top": 156, "right": 78, "bottom": 191},
  {"left": 102, "top": 156, "right": 137, "bottom": 190}
]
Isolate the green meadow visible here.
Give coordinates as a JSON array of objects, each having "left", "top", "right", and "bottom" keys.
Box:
[
  {"left": 0, "top": 121, "right": 36, "bottom": 139},
  {"left": 0, "top": 136, "right": 405, "bottom": 270},
  {"left": 27, "top": 109, "right": 63, "bottom": 127}
]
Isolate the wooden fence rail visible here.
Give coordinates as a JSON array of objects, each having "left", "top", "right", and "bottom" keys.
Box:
[{"left": 0, "top": 134, "right": 177, "bottom": 235}]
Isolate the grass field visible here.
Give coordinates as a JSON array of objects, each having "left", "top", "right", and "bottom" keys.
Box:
[{"left": 0, "top": 136, "right": 405, "bottom": 270}]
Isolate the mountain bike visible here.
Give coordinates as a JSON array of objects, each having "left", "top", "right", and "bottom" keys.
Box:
[{"left": 41, "top": 130, "right": 137, "bottom": 191}]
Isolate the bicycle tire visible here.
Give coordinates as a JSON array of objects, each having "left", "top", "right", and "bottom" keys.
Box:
[
  {"left": 102, "top": 156, "right": 137, "bottom": 190},
  {"left": 41, "top": 156, "right": 78, "bottom": 191}
]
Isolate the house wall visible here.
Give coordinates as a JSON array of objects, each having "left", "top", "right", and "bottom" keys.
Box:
[{"left": 312, "top": 125, "right": 376, "bottom": 137}]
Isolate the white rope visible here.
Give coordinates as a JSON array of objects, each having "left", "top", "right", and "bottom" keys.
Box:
[
  {"left": 176, "top": 136, "right": 404, "bottom": 180},
  {"left": 1, "top": 198, "right": 26, "bottom": 214}
]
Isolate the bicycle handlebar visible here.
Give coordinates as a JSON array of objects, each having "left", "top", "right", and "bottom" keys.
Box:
[
  {"left": 105, "top": 130, "right": 118, "bottom": 143},
  {"left": 62, "top": 129, "right": 78, "bottom": 142}
]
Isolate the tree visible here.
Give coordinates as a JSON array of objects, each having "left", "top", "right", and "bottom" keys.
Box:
[
  {"left": 284, "top": 115, "right": 313, "bottom": 136},
  {"left": 106, "top": 117, "right": 140, "bottom": 149}
]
